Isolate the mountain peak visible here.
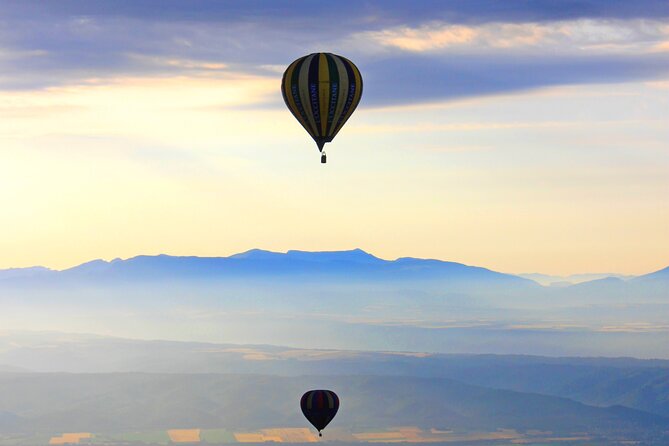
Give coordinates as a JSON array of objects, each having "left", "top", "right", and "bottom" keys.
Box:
[
  {"left": 229, "top": 248, "right": 384, "bottom": 264},
  {"left": 228, "top": 249, "right": 283, "bottom": 260},
  {"left": 285, "top": 248, "right": 383, "bottom": 263}
]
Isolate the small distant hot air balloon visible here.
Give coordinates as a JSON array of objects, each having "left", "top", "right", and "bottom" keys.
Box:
[
  {"left": 281, "top": 53, "right": 363, "bottom": 163},
  {"left": 300, "top": 389, "right": 339, "bottom": 437}
]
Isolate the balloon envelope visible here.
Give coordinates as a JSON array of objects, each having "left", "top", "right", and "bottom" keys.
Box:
[
  {"left": 281, "top": 53, "right": 363, "bottom": 154},
  {"left": 300, "top": 389, "right": 339, "bottom": 435}
]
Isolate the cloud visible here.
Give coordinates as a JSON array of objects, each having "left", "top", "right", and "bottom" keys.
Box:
[
  {"left": 0, "top": 1, "right": 668, "bottom": 106},
  {"left": 126, "top": 54, "right": 227, "bottom": 71},
  {"left": 597, "top": 323, "right": 669, "bottom": 333},
  {"left": 354, "top": 19, "right": 669, "bottom": 53}
]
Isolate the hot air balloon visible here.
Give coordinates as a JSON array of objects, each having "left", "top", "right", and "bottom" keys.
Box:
[
  {"left": 281, "top": 53, "right": 363, "bottom": 163},
  {"left": 300, "top": 389, "right": 339, "bottom": 437}
]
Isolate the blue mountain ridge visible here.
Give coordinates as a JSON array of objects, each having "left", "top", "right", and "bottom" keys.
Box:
[
  {"left": 0, "top": 250, "right": 666, "bottom": 292},
  {"left": 0, "top": 249, "right": 527, "bottom": 283}
]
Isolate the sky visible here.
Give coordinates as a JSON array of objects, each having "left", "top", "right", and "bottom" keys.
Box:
[{"left": 0, "top": 0, "right": 667, "bottom": 275}]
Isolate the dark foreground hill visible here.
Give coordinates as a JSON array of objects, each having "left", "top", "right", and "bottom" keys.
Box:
[
  {"left": 0, "top": 372, "right": 666, "bottom": 443},
  {"left": 1, "top": 332, "right": 668, "bottom": 419}
]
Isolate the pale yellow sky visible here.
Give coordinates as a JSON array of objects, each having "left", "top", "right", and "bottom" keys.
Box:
[{"left": 0, "top": 74, "right": 667, "bottom": 275}]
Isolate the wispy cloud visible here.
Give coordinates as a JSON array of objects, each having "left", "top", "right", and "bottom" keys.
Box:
[
  {"left": 126, "top": 54, "right": 228, "bottom": 71},
  {"left": 353, "top": 19, "right": 669, "bottom": 54},
  {"left": 597, "top": 323, "right": 669, "bottom": 333}
]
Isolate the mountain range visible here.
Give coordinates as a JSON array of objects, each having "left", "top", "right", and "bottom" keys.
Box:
[
  {"left": 1, "top": 248, "right": 666, "bottom": 291},
  {"left": 1, "top": 249, "right": 534, "bottom": 286},
  {"left": 0, "top": 249, "right": 666, "bottom": 358}
]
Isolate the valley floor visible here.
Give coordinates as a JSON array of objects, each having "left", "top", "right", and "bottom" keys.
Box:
[{"left": 0, "top": 426, "right": 632, "bottom": 446}]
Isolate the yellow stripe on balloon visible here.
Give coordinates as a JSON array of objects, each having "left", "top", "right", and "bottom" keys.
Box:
[{"left": 318, "top": 53, "right": 330, "bottom": 136}]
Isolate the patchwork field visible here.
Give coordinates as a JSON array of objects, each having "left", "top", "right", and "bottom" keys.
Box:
[
  {"left": 49, "top": 433, "right": 92, "bottom": 445},
  {"left": 351, "top": 427, "right": 522, "bottom": 443},
  {"left": 49, "top": 432, "right": 93, "bottom": 444},
  {"left": 96, "top": 431, "right": 171, "bottom": 445},
  {"left": 234, "top": 428, "right": 317, "bottom": 443},
  {"left": 0, "top": 427, "right": 602, "bottom": 445},
  {"left": 167, "top": 430, "right": 200, "bottom": 443}
]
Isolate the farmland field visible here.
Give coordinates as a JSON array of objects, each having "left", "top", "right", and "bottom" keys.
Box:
[
  {"left": 256, "top": 428, "right": 317, "bottom": 443},
  {"left": 167, "top": 430, "right": 200, "bottom": 443},
  {"left": 104, "top": 431, "right": 170, "bottom": 445},
  {"left": 49, "top": 433, "right": 92, "bottom": 445},
  {"left": 0, "top": 427, "right": 603, "bottom": 445}
]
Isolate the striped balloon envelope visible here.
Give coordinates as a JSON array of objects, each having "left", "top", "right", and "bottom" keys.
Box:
[
  {"left": 300, "top": 389, "right": 340, "bottom": 436},
  {"left": 281, "top": 53, "right": 363, "bottom": 163}
]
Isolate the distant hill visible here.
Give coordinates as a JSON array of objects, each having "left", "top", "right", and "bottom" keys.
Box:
[
  {"left": 633, "top": 266, "right": 669, "bottom": 283},
  {"left": 558, "top": 265, "right": 668, "bottom": 301},
  {"left": 520, "top": 272, "right": 634, "bottom": 286},
  {"left": 0, "top": 266, "right": 52, "bottom": 280},
  {"left": 565, "top": 276, "right": 628, "bottom": 293}
]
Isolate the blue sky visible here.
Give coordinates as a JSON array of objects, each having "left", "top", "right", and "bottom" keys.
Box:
[{"left": 0, "top": 0, "right": 667, "bottom": 274}]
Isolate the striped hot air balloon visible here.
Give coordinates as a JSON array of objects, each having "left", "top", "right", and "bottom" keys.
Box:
[
  {"left": 281, "top": 53, "right": 363, "bottom": 163},
  {"left": 300, "top": 389, "right": 339, "bottom": 437}
]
